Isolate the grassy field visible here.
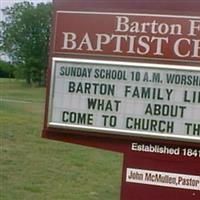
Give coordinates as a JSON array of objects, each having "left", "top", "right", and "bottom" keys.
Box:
[{"left": 0, "top": 78, "right": 122, "bottom": 200}]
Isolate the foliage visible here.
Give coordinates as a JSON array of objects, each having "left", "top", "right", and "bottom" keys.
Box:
[
  {"left": 0, "top": 2, "right": 52, "bottom": 86},
  {"left": 0, "top": 59, "right": 14, "bottom": 78}
]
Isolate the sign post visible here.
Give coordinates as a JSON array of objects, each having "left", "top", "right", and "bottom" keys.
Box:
[{"left": 43, "top": 0, "right": 200, "bottom": 199}]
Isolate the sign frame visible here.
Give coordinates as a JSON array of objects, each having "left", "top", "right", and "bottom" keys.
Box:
[{"left": 47, "top": 57, "right": 200, "bottom": 143}]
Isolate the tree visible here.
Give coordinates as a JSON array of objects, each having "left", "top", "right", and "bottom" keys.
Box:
[
  {"left": 0, "top": 2, "right": 52, "bottom": 86},
  {"left": 0, "top": 59, "right": 14, "bottom": 78}
]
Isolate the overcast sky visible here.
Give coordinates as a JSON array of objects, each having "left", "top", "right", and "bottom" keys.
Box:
[
  {"left": 0, "top": 0, "right": 52, "bottom": 8},
  {"left": 0, "top": 0, "right": 52, "bottom": 21}
]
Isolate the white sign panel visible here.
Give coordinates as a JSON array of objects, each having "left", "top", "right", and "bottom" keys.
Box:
[
  {"left": 126, "top": 168, "right": 200, "bottom": 191},
  {"left": 48, "top": 58, "right": 200, "bottom": 142}
]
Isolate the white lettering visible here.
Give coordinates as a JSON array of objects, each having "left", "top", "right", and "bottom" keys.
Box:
[
  {"left": 115, "top": 16, "right": 129, "bottom": 32},
  {"left": 151, "top": 37, "right": 168, "bottom": 56},
  {"left": 189, "top": 20, "right": 200, "bottom": 36},
  {"left": 192, "top": 39, "right": 200, "bottom": 58},
  {"left": 62, "top": 32, "right": 77, "bottom": 50},
  {"left": 137, "top": 36, "right": 150, "bottom": 55},
  {"left": 174, "top": 38, "right": 191, "bottom": 57},
  {"left": 77, "top": 33, "right": 94, "bottom": 51},
  {"left": 111, "top": 35, "right": 128, "bottom": 53},
  {"left": 95, "top": 34, "right": 111, "bottom": 51}
]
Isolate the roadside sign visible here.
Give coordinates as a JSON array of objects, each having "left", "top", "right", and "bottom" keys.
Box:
[{"left": 42, "top": 0, "right": 200, "bottom": 199}]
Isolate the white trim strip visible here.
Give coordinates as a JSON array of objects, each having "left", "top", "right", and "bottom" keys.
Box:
[{"left": 57, "top": 11, "right": 200, "bottom": 19}]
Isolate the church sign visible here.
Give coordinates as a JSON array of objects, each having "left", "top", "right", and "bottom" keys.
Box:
[{"left": 43, "top": 1, "right": 200, "bottom": 199}]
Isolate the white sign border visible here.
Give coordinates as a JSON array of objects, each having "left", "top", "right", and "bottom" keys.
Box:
[{"left": 48, "top": 57, "right": 200, "bottom": 143}]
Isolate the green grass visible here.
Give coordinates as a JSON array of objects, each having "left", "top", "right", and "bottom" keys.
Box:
[
  {"left": 0, "top": 78, "right": 44, "bottom": 102},
  {"left": 0, "top": 78, "right": 122, "bottom": 200}
]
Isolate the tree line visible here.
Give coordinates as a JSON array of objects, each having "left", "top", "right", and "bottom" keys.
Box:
[{"left": 0, "top": 2, "right": 52, "bottom": 86}]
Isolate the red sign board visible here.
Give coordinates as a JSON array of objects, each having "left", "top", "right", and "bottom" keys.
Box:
[
  {"left": 121, "top": 141, "right": 200, "bottom": 199},
  {"left": 43, "top": 0, "right": 200, "bottom": 199},
  {"left": 53, "top": 11, "right": 200, "bottom": 64}
]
